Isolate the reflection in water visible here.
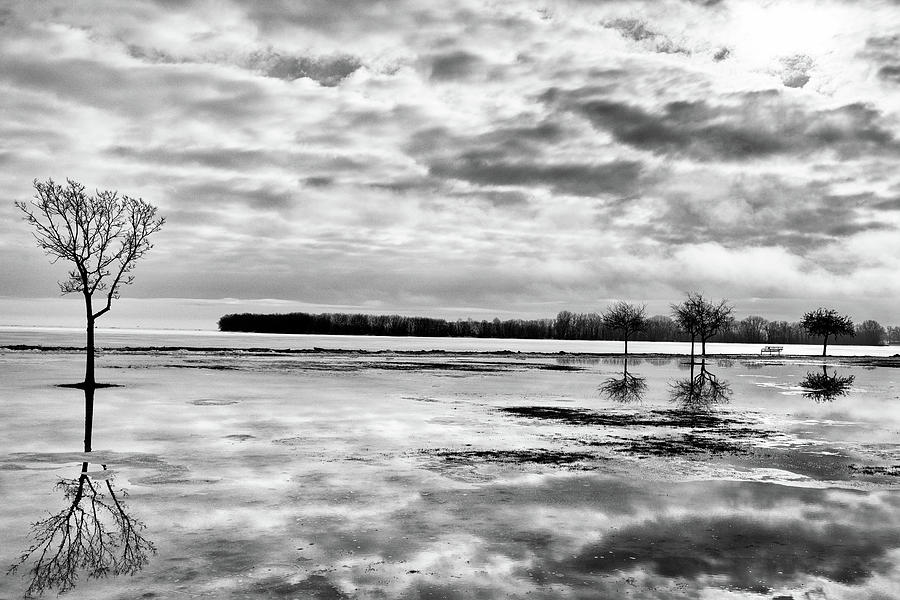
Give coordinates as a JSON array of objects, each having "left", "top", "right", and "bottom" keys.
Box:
[
  {"left": 599, "top": 358, "right": 647, "bottom": 403},
  {"left": 800, "top": 365, "right": 855, "bottom": 402},
  {"left": 9, "top": 462, "right": 156, "bottom": 597},
  {"left": 9, "top": 386, "right": 155, "bottom": 597},
  {"left": 669, "top": 359, "right": 732, "bottom": 411}
]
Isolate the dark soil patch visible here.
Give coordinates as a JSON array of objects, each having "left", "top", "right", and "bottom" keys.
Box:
[
  {"left": 191, "top": 398, "right": 240, "bottom": 406},
  {"left": 597, "top": 433, "right": 751, "bottom": 457},
  {"left": 849, "top": 464, "right": 900, "bottom": 477},
  {"left": 501, "top": 406, "right": 745, "bottom": 428},
  {"left": 429, "top": 448, "right": 598, "bottom": 466}
]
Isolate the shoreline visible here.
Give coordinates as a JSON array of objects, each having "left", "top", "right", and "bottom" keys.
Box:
[{"left": 4, "top": 344, "right": 899, "bottom": 367}]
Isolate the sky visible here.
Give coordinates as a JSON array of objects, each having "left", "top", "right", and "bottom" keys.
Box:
[{"left": 1, "top": 0, "right": 899, "bottom": 329}]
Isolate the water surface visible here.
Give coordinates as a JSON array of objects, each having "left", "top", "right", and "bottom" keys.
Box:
[{"left": 1, "top": 346, "right": 898, "bottom": 598}]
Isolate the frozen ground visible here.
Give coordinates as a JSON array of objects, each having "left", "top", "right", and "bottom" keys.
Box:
[{"left": 1, "top": 347, "right": 899, "bottom": 599}]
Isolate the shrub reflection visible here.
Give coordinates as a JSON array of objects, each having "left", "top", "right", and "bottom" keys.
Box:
[
  {"left": 800, "top": 365, "right": 855, "bottom": 402},
  {"left": 669, "top": 359, "right": 732, "bottom": 411},
  {"left": 599, "top": 358, "right": 647, "bottom": 403}
]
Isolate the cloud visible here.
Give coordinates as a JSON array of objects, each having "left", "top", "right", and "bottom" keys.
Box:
[
  {"left": 126, "top": 42, "right": 364, "bottom": 86},
  {"left": 553, "top": 515, "right": 900, "bottom": 592},
  {"left": 429, "top": 156, "right": 644, "bottom": 197},
  {"left": 602, "top": 18, "right": 691, "bottom": 55},
  {"left": 429, "top": 50, "right": 484, "bottom": 80},
  {"left": 244, "top": 49, "right": 363, "bottom": 86},
  {"left": 556, "top": 90, "right": 898, "bottom": 160},
  {"left": 879, "top": 65, "right": 900, "bottom": 83},
  {"left": 779, "top": 53, "right": 814, "bottom": 88}
]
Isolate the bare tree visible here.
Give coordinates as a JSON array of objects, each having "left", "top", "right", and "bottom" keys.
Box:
[
  {"left": 16, "top": 178, "right": 164, "bottom": 387},
  {"left": 601, "top": 301, "right": 647, "bottom": 355},
  {"left": 671, "top": 292, "right": 734, "bottom": 358},
  {"left": 738, "top": 315, "right": 768, "bottom": 343},
  {"left": 8, "top": 463, "right": 155, "bottom": 597},
  {"left": 800, "top": 308, "right": 854, "bottom": 357}
]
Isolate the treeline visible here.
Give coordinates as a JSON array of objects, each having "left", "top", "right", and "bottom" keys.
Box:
[{"left": 218, "top": 311, "right": 898, "bottom": 346}]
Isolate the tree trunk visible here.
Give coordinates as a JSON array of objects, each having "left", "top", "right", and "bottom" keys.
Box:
[
  {"left": 83, "top": 386, "right": 94, "bottom": 453},
  {"left": 85, "top": 316, "right": 96, "bottom": 387},
  {"left": 624, "top": 336, "right": 628, "bottom": 355},
  {"left": 690, "top": 336, "right": 695, "bottom": 362},
  {"left": 822, "top": 334, "right": 828, "bottom": 357},
  {"left": 84, "top": 293, "right": 95, "bottom": 387},
  {"left": 701, "top": 337, "right": 707, "bottom": 357}
]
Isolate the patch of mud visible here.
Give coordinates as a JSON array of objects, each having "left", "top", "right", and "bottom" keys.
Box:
[
  {"left": 273, "top": 437, "right": 306, "bottom": 446},
  {"left": 428, "top": 448, "right": 598, "bottom": 466},
  {"left": 191, "top": 398, "right": 240, "bottom": 405},
  {"left": 501, "top": 406, "right": 746, "bottom": 428},
  {"left": 597, "top": 433, "right": 751, "bottom": 457},
  {"left": 849, "top": 464, "right": 900, "bottom": 477}
]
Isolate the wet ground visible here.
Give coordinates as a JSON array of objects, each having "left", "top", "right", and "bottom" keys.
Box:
[{"left": 1, "top": 349, "right": 899, "bottom": 599}]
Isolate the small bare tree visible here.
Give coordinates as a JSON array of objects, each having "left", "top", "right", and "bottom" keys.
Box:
[
  {"left": 601, "top": 301, "right": 647, "bottom": 355},
  {"left": 16, "top": 178, "right": 164, "bottom": 387}
]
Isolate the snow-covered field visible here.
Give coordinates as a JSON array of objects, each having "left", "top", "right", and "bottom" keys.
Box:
[
  {"left": 2, "top": 325, "right": 898, "bottom": 356},
  {"left": 1, "top": 346, "right": 899, "bottom": 599}
]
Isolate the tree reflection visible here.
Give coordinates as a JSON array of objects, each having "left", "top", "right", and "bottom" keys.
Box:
[
  {"left": 8, "top": 386, "right": 155, "bottom": 597},
  {"left": 599, "top": 358, "right": 647, "bottom": 403},
  {"left": 799, "top": 365, "right": 855, "bottom": 402},
  {"left": 669, "top": 359, "right": 732, "bottom": 411}
]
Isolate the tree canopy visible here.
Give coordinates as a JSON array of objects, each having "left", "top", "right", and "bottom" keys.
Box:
[
  {"left": 800, "top": 308, "right": 854, "bottom": 356},
  {"left": 601, "top": 301, "right": 647, "bottom": 354}
]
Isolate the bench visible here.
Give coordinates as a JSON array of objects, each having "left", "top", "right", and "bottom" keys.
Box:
[{"left": 760, "top": 346, "right": 783, "bottom": 355}]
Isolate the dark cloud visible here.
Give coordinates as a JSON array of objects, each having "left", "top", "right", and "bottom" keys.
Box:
[
  {"left": 126, "top": 43, "right": 363, "bottom": 86},
  {"left": 712, "top": 46, "right": 731, "bottom": 61},
  {"left": 175, "top": 180, "right": 298, "bottom": 213},
  {"left": 556, "top": 91, "right": 898, "bottom": 160},
  {"left": 406, "top": 120, "right": 644, "bottom": 198},
  {"left": 429, "top": 50, "right": 484, "bottom": 80},
  {"left": 879, "top": 65, "right": 900, "bottom": 83},
  {"left": 109, "top": 145, "right": 278, "bottom": 171},
  {"left": 624, "top": 180, "right": 897, "bottom": 254},
  {"left": 429, "top": 156, "right": 643, "bottom": 197},
  {"left": 603, "top": 18, "right": 691, "bottom": 55},
  {"left": 303, "top": 176, "right": 334, "bottom": 188},
  {"left": 245, "top": 49, "right": 362, "bottom": 86},
  {"left": 233, "top": 0, "right": 410, "bottom": 34}
]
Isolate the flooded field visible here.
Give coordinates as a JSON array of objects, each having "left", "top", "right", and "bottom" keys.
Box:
[{"left": 1, "top": 347, "right": 899, "bottom": 599}]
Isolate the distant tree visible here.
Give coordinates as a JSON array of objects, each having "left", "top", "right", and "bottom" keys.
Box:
[
  {"left": 888, "top": 326, "right": 900, "bottom": 345},
  {"left": 641, "top": 315, "right": 679, "bottom": 342},
  {"left": 672, "top": 292, "right": 734, "bottom": 358},
  {"left": 738, "top": 315, "right": 768, "bottom": 343},
  {"left": 16, "top": 178, "right": 164, "bottom": 387},
  {"left": 855, "top": 320, "right": 886, "bottom": 346},
  {"left": 800, "top": 308, "right": 854, "bottom": 356},
  {"left": 601, "top": 301, "right": 647, "bottom": 354}
]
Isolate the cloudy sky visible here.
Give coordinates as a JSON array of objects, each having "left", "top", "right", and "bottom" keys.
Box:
[{"left": 1, "top": 0, "right": 899, "bottom": 329}]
